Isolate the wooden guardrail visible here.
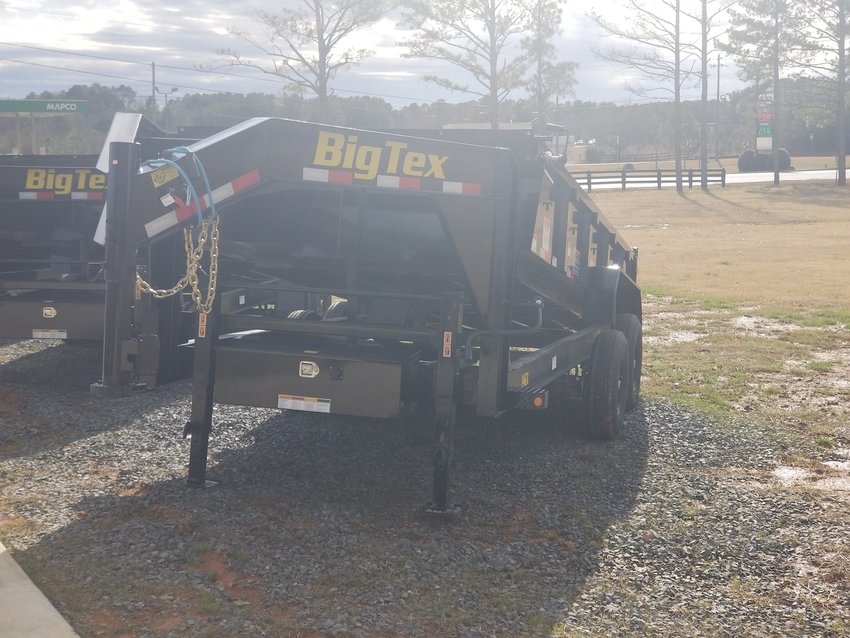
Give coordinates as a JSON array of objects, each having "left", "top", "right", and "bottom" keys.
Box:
[{"left": 580, "top": 168, "right": 727, "bottom": 191}]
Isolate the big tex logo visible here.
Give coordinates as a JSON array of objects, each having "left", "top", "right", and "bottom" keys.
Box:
[
  {"left": 312, "top": 131, "right": 448, "bottom": 182},
  {"left": 24, "top": 168, "right": 105, "bottom": 195}
]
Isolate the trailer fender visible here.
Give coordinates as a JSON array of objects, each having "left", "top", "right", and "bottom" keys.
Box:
[{"left": 583, "top": 265, "right": 641, "bottom": 327}]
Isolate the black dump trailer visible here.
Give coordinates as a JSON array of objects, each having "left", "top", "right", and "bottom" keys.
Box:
[
  {"left": 0, "top": 153, "right": 106, "bottom": 341},
  {"left": 102, "top": 118, "right": 642, "bottom": 510},
  {"left": 0, "top": 114, "right": 216, "bottom": 389}
]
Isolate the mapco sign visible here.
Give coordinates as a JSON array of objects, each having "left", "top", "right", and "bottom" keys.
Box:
[{"left": 0, "top": 100, "right": 88, "bottom": 113}]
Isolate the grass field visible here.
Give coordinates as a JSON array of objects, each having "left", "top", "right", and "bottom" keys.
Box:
[{"left": 590, "top": 183, "right": 850, "bottom": 459}]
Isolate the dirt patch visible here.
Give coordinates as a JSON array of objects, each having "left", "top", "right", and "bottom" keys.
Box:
[
  {"left": 772, "top": 465, "right": 850, "bottom": 493},
  {"left": 731, "top": 315, "right": 800, "bottom": 338}
]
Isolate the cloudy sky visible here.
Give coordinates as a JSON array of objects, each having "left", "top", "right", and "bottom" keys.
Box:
[{"left": 0, "top": 0, "right": 747, "bottom": 109}]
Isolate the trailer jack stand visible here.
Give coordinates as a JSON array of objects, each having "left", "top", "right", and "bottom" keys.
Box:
[
  {"left": 427, "top": 292, "right": 464, "bottom": 514},
  {"left": 424, "top": 503, "right": 462, "bottom": 516},
  {"left": 184, "top": 420, "right": 217, "bottom": 488}
]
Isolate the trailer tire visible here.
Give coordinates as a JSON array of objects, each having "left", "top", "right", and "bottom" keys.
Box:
[
  {"left": 323, "top": 300, "right": 349, "bottom": 320},
  {"left": 287, "top": 309, "right": 321, "bottom": 320},
  {"left": 615, "top": 313, "right": 642, "bottom": 411},
  {"left": 585, "top": 329, "right": 630, "bottom": 440}
]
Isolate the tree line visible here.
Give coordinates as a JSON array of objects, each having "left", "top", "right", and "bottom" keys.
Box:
[
  {"left": 2, "top": 0, "right": 849, "bottom": 186},
  {"left": 591, "top": 0, "right": 850, "bottom": 186},
  {"left": 1, "top": 78, "right": 843, "bottom": 165}
]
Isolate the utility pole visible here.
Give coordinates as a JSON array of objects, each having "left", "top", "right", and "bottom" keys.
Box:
[
  {"left": 699, "top": 0, "right": 708, "bottom": 189},
  {"left": 715, "top": 54, "right": 721, "bottom": 161}
]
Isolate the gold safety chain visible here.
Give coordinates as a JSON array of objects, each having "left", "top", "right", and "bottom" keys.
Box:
[{"left": 135, "top": 215, "right": 220, "bottom": 314}]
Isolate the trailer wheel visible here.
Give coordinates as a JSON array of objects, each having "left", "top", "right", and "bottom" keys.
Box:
[
  {"left": 287, "top": 309, "right": 321, "bottom": 320},
  {"left": 615, "top": 313, "right": 642, "bottom": 411},
  {"left": 585, "top": 329, "right": 630, "bottom": 440},
  {"left": 323, "top": 300, "right": 349, "bottom": 320}
]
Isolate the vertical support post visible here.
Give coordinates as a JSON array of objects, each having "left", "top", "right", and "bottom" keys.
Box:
[
  {"left": 626, "top": 247, "right": 639, "bottom": 282},
  {"left": 431, "top": 292, "right": 463, "bottom": 512},
  {"left": 185, "top": 297, "right": 221, "bottom": 487},
  {"left": 721, "top": 168, "right": 726, "bottom": 187},
  {"left": 657, "top": 169, "right": 662, "bottom": 189},
  {"left": 92, "top": 141, "right": 141, "bottom": 397},
  {"left": 595, "top": 229, "right": 612, "bottom": 269},
  {"left": 151, "top": 236, "right": 188, "bottom": 384},
  {"left": 575, "top": 208, "right": 592, "bottom": 284},
  {"left": 586, "top": 171, "right": 592, "bottom": 191}
]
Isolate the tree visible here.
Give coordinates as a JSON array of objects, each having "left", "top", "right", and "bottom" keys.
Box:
[
  {"left": 590, "top": 0, "right": 698, "bottom": 191},
  {"left": 796, "top": 0, "right": 850, "bottom": 184},
  {"left": 680, "top": 0, "right": 734, "bottom": 189},
  {"left": 219, "top": 0, "right": 387, "bottom": 123},
  {"left": 402, "top": 0, "right": 533, "bottom": 128},
  {"left": 720, "top": 0, "right": 807, "bottom": 184},
  {"left": 522, "top": 0, "right": 576, "bottom": 115}
]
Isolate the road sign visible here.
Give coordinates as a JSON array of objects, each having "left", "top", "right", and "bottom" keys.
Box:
[{"left": 0, "top": 100, "right": 88, "bottom": 113}]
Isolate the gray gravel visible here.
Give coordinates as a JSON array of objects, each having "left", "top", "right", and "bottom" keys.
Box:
[{"left": 0, "top": 338, "right": 848, "bottom": 637}]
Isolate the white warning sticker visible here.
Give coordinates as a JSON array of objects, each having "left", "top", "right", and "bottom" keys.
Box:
[
  {"left": 278, "top": 394, "right": 331, "bottom": 413},
  {"left": 32, "top": 329, "right": 68, "bottom": 340}
]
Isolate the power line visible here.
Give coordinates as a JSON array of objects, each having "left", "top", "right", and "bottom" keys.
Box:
[
  {"left": 0, "top": 42, "right": 462, "bottom": 105},
  {"left": 0, "top": 58, "right": 233, "bottom": 95}
]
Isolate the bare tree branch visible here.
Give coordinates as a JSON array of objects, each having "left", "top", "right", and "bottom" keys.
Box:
[{"left": 214, "top": 0, "right": 387, "bottom": 122}]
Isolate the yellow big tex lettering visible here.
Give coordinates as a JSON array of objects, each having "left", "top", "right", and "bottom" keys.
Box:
[
  {"left": 313, "top": 131, "right": 448, "bottom": 181},
  {"left": 25, "top": 168, "right": 105, "bottom": 195}
]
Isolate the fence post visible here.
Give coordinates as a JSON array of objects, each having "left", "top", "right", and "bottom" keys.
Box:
[
  {"left": 657, "top": 169, "right": 662, "bottom": 189},
  {"left": 688, "top": 169, "right": 693, "bottom": 188},
  {"left": 621, "top": 170, "right": 627, "bottom": 190},
  {"left": 586, "top": 171, "right": 592, "bottom": 191},
  {"left": 721, "top": 167, "right": 726, "bottom": 187}
]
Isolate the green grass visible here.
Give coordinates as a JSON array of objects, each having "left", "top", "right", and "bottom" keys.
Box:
[
  {"left": 641, "top": 290, "right": 848, "bottom": 449},
  {"left": 814, "top": 435, "right": 836, "bottom": 448},
  {"left": 807, "top": 360, "right": 833, "bottom": 373}
]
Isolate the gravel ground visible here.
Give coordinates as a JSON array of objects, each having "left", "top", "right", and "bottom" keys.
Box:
[{"left": 0, "top": 337, "right": 848, "bottom": 637}]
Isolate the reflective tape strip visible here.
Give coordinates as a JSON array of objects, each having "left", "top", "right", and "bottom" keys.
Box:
[
  {"left": 306, "top": 168, "right": 477, "bottom": 195},
  {"left": 328, "top": 170, "right": 353, "bottom": 184},
  {"left": 145, "top": 210, "right": 180, "bottom": 238},
  {"left": 303, "top": 168, "right": 353, "bottom": 184},
  {"left": 71, "top": 192, "right": 105, "bottom": 200},
  {"left": 303, "top": 167, "right": 328, "bottom": 182},
  {"left": 377, "top": 175, "right": 421, "bottom": 191},
  {"left": 19, "top": 192, "right": 54, "bottom": 200},
  {"left": 144, "top": 169, "right": 261, "bottom": 238},
  {"left": 20, "top": 191, "right": 104, "bottom": 200},
  {"left": 442, "top": 181, "right": 481, "bottom": 195},
  {"left": 199, "top": 169, "right": 261, "bottom": 209}
]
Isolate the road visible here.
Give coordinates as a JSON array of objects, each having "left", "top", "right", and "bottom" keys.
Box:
[{"left": 725, "top": 168, "right": 839, "bottom": 184}]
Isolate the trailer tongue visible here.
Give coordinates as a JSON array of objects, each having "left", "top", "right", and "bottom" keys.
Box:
[{"left": 103, "top": 117, "right": 641, "bottom": 511}]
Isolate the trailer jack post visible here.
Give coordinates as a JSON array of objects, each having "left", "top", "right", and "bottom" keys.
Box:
[
  {"left": 186, "top": 302, "right": 220, "bottom": 488},
  {"left": 429, "top": 292, "right": 463, "bottom": 513},
  {"left": 91, "top": 141, "right": 143, "bottom": 398}
]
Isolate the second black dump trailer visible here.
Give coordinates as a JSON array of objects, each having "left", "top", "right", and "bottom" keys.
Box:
[{"left": 101, "top": 117, "right": 642, "bottom": 510}]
